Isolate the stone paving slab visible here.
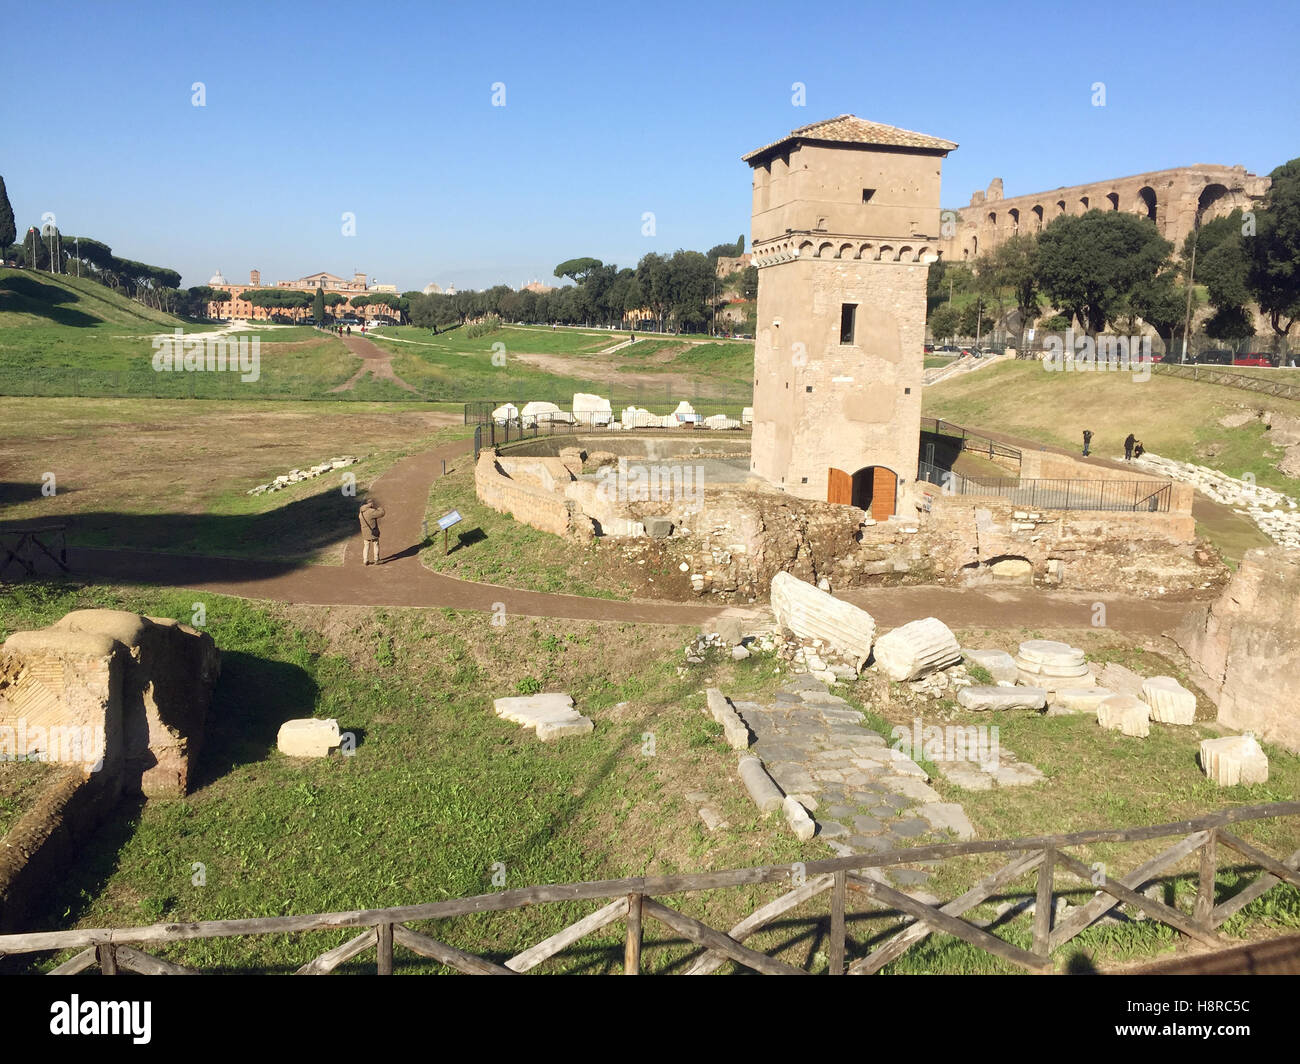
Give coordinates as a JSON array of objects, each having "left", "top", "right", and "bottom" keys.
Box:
[{"left": 725, "top": 677, "right": 979, "bottom": 887}]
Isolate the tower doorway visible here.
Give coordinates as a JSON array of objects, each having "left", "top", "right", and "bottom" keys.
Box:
[{"left": 827, "top": 466, "right": 897, "bottom": 520}]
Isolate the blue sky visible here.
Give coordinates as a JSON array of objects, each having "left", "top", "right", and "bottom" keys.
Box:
[{"left": 4, "top": 0, "right": 1296, "bottom": 292}]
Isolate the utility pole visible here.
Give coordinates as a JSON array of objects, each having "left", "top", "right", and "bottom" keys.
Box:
[{"left": 1180, "top": 216, "right": 1200, "bottom": 365}]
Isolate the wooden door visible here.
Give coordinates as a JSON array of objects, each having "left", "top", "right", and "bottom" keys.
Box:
[
  {"left": 870, "top": 467, "right": 896, "bottom": 521},
  {"left": 827, "top": 468, "right": 851, "bottom": 505}
]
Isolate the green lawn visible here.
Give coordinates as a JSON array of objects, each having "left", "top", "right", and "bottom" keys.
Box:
[
  {"left": 925, "top": 359, "right": 1300, "bottom": 498},
  {"left": 0, "top": 582, "right": 813, "bottom": 975}
]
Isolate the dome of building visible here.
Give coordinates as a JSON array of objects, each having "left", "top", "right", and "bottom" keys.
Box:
[
  {"left": 422, "top": 282, "right": 443, "bottom": 295},
  {"left": 208, "top": 269, "right": 228, "bottom": 286}
]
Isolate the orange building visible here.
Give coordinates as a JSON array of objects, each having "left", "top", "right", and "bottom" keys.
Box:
[{"left": 207, "top": 268, "right": 393, "bottom": 322}]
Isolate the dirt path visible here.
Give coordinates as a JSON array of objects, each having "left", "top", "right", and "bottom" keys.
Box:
[
  {"left": 63, "top": 435, "right": 1211, "bottom": 635},
  {"left": 330, "top": 334, "right": 419, "bottom": 393}
]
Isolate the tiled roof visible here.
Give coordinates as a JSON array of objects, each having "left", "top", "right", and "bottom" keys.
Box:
[{"left": 742, "top": 114, "right": 957, "bottom": 162}]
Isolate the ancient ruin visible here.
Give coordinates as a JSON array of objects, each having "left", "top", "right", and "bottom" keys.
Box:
[
  {"left": 0, "top": 609, "right": 220, "bottom": 797},
  {"left": 943, "top": 165, "right": 1270, "bottom": 262}
]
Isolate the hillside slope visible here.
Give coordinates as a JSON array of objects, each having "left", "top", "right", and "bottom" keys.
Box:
[
  {"left": 924, "top": 359, "right": 1300, "bottom": 496},
  {"left": 0, "top": 269, "right": 186, "bottom": 330}
]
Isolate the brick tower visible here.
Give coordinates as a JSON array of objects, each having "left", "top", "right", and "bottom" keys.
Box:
[{"left": 743, "top": 115, "right": 955, "bottom": 520}]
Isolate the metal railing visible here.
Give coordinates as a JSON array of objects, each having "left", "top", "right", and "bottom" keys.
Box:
[
  {"left": 920, "top": 417, "right": 1022, "bottom": 467},
  {"left": 917, "top": 461, "right": 1172, "bottom": 512}
]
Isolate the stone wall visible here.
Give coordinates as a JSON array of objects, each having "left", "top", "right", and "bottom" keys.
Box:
[
  {"left": 1174, "top": 549, "right": 1300, "bottom": 753},
  {"left": 616, "top": 484, "right": 1214, "bottom": 601},
  {"left": 942, "top": 164, "right": 1270, "bottom": 262},
  {"left": 475, "top": 450, "right": 586, "bottom": 538},
  {"left": 0, "top": 610, "right": 220, "bottom": 797},
  {"left": 0, "top": 767, "right": 123, "bottom": 934}
]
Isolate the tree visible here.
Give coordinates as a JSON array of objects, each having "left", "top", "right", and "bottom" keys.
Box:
[
  {"left": 928, "top": 303, "right": 960, "bottom": 341},
  {"left": 958, "top": 299, "right": 993, "bottom": 338},
  {"left": 1035, "top": 210, "right": 1171, "bottom": 333},
  {"left": 985, "top": 234, "right": 1040, "bottom": 350},
  {"left": 313, "top": 286, "right": 325, "bottom": 323},
  {"left": 244, "top": 288, "right": 312, "bottom": 321},
  {"left": 0, "top": 176, "right": 15, "bottom": 263},
  {"left": 740, "top": 265, "right": 758, "bottom": 300},
  {"left": 1128, "top": 269, "right": 1188, "bottom": 355},
  {"left": 553, "top": 257, "right": 603, "bottom": 284},
  {"left": 1245, "top": 157, "right": 1300, "bottom": 342}
]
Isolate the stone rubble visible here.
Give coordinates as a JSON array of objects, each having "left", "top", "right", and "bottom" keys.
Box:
[
  {"left": 1133, "top": 451, "right": 1300, "bottom": 550},
  {"left": 770, "top": 571, "right": 875, "bottom": 671},
  {"left": 1140, "top": 676, "right": 1197, "bottom": 725},
  {"left": 248, "top": 455, "right": 360, "bottom": 496},
  {"left": 871, "top": 617, "right": 962, "bottom": 681},
  {"left": 1200, "top": 734, "right": 1269, "bottom": 786},
  {"left": 1097, "top": 694, "right": 1151, "bottom": 738},
  {"left": 492, "top": 692, "right": 593, "bottom": 741}
]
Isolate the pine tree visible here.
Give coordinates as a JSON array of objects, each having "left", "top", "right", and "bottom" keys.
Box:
[{"left": 0, "top": 176, "right": 15, "bottom": 262}]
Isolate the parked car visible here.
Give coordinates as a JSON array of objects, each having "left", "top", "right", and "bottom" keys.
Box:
[
  {"left": 923, "top": 343, "right": 935, "bottom": 353},
  {"left": 1196, "top": 348, "right": 1234, "bottom": 365},
  {"left": 1234, "top": 353, "right": 1272, "bottom": 367}
]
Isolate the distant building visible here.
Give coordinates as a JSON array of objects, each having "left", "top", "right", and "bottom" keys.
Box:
[
  {"left": 714, "top": 254, "right": 752, "bottom": 278},
  {"left": 521, "top": 279, "right": 558, "bottom": 294},
  {"left": 207, "top": 269, "right": 391, "bottom": 321}
]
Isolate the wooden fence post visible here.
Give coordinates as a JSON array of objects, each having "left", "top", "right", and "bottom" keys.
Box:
[
  {"left": 96, "top": 944, "right": 118, "bottom": 975},
  {"left": 829, "top": 871, "right": 846, "bottom": 976},
  {"left": 1033, "top": 848, "right": 1055, "bottom": 960},
  {"left": 377, "top": 923, "right": 393, "bottom": 975},
  {"left": 1196, "top": 829, "right": 1218, "bottom": 930},
  {"left": 624, "top": 893, "right": 643, "bottom": 974}
]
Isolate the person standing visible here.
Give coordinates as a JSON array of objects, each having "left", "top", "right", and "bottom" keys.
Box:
[
  {"left": 1082, "top": 429, "right": 1093, "bottom": 456},
  {"left": 1133, "top": 439, "right": 1145, "bottom": 460},
  {"left": 1124, "top": 433, "right": 1136, "bottom": 462},
  {"left": 359, "top": 499, "right": 386, "bottom": 565}
]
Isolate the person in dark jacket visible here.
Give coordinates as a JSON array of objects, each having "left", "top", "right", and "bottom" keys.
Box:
[
  {"left": 1124, "top": 433, "right": 1136, "bottom": 461},
  {"left": 1082, "top": 429, "right": 1093, "bottom": 456},
  {"left": 359, "top": 500, "right": 386, "bottom": 565},
  {"left": 1133, "top": 439, "right": 1145, "bottom": 460}
]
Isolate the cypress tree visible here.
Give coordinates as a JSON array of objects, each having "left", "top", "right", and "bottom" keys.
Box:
[{"left": 0, "top": 177, "right": 15, "bottom": 262}]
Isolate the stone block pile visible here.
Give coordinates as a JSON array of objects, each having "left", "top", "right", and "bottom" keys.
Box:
[
  {"left": 248, "top": 455, "right": 360, "bottom": 496},
  {"left": 1133, "top": 452, "right": 1300, "bottom": 549}
]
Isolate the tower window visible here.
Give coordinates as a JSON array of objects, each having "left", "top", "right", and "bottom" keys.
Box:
[
  {"left": 862, "top": 188, "right": 876, "bottom": 203},
  {"left": 840, "top": 303, "right": 857, "bottom": 345}
]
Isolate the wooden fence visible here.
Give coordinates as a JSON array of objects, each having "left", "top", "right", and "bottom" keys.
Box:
[
  {"left": 1, "top": 802, "right": 1297, "bottom": 975},
  {"left": 1153, "top": 362, "right": 1300, "bottom": 402}
]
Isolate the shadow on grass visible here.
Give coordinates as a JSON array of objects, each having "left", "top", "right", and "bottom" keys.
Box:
[
  {"left": 0, "top": 487, "right": 391, "bottom": 584},
  {"left": 191, "top": 651, "right": 322, "bottom": 790},
  {"left": 0, "top": 275, "right": 99, "bottom": 327}
]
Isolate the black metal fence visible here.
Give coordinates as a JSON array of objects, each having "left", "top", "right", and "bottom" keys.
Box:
[
  {"left": 919, "top": 417, "right": 1022, "bottom": 468},
  {"left": 917, "top": 461, "right": 1171, "bottom": 512}
]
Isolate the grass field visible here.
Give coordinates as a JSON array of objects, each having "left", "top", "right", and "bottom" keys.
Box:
[
  {"left": 370, "top": 324, "right": 754, "bottom": 404},
  {"left": 924, "top": 359, "right": 1300, "bottom": 498},
  {"left": 2, "top": 584, "right": 1295, "bottom": 973},
  {"left": 0, "top": 270, "right": 414, "bottom": 400},
  {"left": 420, "top": 458, "right": 634, "bottom": 599},
  {"left": 0, "top": 397, "right": 466, "bottom": 562},
  {"left": 0, "top": 582, "right": 812, "bottom": 974}
]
